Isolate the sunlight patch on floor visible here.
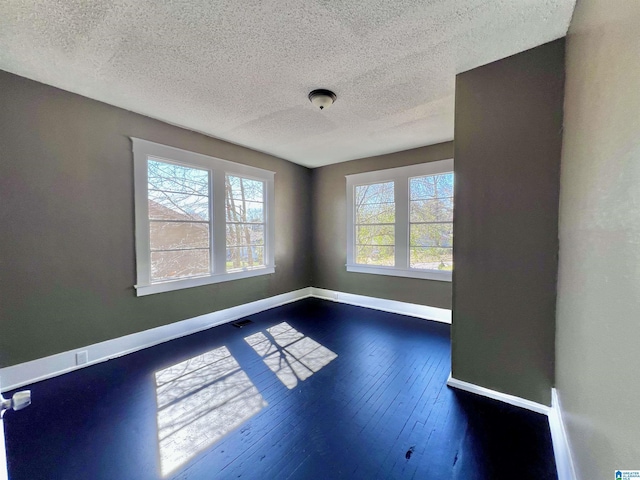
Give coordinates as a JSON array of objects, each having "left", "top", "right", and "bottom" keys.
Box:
[
  {"left": 244, "top": 322, "right": 338, "bottom": 389},
  {"left": 155, "top": 346, "right": 266, "bottom": 477}
]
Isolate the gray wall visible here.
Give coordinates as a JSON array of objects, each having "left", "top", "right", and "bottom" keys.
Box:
[
  {"left": 0, "top": 70, "right": 312, "bottom": 368},
  {"left": 452, "top": 40, "right": 564, "bottom": 406},
  {"left": 557, "top": 0, "right": 640, "bottom": 477},
  {"left": 311, "top": 143, "right": 453, "bottom": 309}
]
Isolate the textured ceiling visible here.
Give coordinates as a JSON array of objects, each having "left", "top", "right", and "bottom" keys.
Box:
[{"left": 0, "top": 0, "right": 575, "bottom": 167}]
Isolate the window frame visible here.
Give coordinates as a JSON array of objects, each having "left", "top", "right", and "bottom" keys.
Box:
[
  {"left": 346, "top": 159, "right": 454, "bottom": 282},
  {"left": 133, "top": 138, "right": 275, "bottom": 296}
]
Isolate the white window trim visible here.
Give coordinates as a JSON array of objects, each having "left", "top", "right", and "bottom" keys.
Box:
[
  {"left": 346, "top": 159, "right": 454, "bottom": 282},
  {"left": 132, "top": 138, "right": 276, "bottom": 296}
]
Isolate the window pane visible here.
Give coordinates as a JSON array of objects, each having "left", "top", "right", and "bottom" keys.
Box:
[
  {"left": 355, "top": 181, "right": 394, "bottom": 204},
  {"left": 410, "top": 173, "right": 453, "bottom": 200},
  {"left": 355, "top": 182, "right": 395, "bottom": 227},
  {"left": 148, "top": 159, "right": 209, "bottom": 196},
  {"left": 356, "top": 225, "right": 394, "bottom": 246},
  {"left": 355, "top": 245, "right": 395, "bottom": 266},
  {"left": 150, "top": 222, "right": 209, "bottom": 250},
  {"left": 410, "top": 223, "right": 453, "bottom": 247},
  {"left": 354, "top": 181, "right": 395, "bottom": 266},
  {"left": 225, "top": 201, "right": 264, "bottom": 223},
  {"left": 151, "top": 249, "right": 210, "bottom": 281},
  {"left": 226, "top": 175, "right": 264, "bottom": 202},
  {"left": 149, "top": 190, "right": 209, "bottom": 221},
  {"left": 410, "top": 173, "right": 454, "bottom": 272},
  {"left": 226, "top": 246, "right": 265, "bottom": 270},
  {"left": 410, "top": 247, "right": 453, "bottom": 271},
  {"left": 147, "top": 159, "right": 211, "bottom": 283},
  {"left": 410, "top": 198, "right": 453, "bottom": 222},
  {"left": 356, "top": 202, "right": 395, "bottom": 224},
  {"left": 225, "top": 174, "right": 267, "bottom": 273},
  {"left": 226, "top": 224, "right": 264, "bottom": 247}
]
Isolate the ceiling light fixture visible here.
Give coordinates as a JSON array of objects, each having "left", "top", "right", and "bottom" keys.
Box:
[{"left": 308, "top": 89, "right": 337, "bottom": 110}]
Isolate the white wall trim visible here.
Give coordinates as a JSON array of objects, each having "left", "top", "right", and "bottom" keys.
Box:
[
  {"left": 0, "top": 377, "right": 8, "bottom": 480},
  {"left": 0, "top": 287, "right": 448, "bottom": 392},
  {"left": 310, "top": 287, "right": 452, "bottom": 324},
  {"left": 0, "top": 288, "right": 312, "bottom": 393},
  {"left": 447, "top": 375, "right": 577, "bottom": 480},
  {"left": 135, "top": 267, "right": 276, "bottom": 296},
  {"left": 0, "top": 287, "right": 445, "bottom": 475},
  {"left": 446, "top": 374, "right": 550, "bottom": 415},
  {"left": 549, "top": 388, "right": 577, "bottom": 480},
  {"left": 0, "top": 416, "right": 7, "bottom": 480},
  {"left": 345, "top": 264, "right": 452, "bottom": 282}
]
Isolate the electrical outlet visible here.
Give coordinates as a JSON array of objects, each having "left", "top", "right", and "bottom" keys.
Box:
[{"left": 76, "top": 351, "right": 89, "bottom": 365}]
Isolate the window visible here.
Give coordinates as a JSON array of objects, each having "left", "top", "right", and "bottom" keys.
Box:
[
  {"left": 354, "top": 181, "right": 395, "bottom": 266},
  {"left": 225, "top": 175, "right": 266, "bottom": 271},
  {"left": 409, "top": 173, "right": 453, "bottom": 271},
  {"left": 147, "top": 160, "right": 211, "bottom": 282},
  {"left": 346, "top": 159, "right": 454, "bottom": 282},
  {"left": 133, "top": 138, "right": 275, "bottom": 296}
]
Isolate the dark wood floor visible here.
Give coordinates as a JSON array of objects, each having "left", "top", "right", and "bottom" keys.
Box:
[{"left": 4, "top": 298, "right": 557, "bottom": 479}]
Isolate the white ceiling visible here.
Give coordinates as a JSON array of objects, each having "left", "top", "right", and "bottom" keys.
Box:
[{"left": 0, "top": 0, "right": 575, "bottom": 168}]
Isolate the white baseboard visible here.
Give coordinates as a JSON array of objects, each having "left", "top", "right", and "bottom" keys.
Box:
[
  {"left": 310, "top": 287, "right": 452, "bottom": 324},
  {"left": 0, "top": 288, "right": 312, "bottom": 392},
  {"left": 0, "top": 416, "right": 7, "bottom": 480},
  {"left": 447, "top": 374, "right": 576, "bottom": 480},
  {"left": 0, "top": 287, "right": 447, "bottom": 474},
  {"left": 446, "top": 374, "right": 550, "bottom": 415},
  {"left": 0, "top": 287, "right": 447, "bottom": 392},
  {"left": 549, "top": 389, "right": 577, "bottom": 480}
]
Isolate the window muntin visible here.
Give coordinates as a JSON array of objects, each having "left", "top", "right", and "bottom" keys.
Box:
[
  {"left": 354, "top": 181, "right": 395, "bottom": 266},
  {"left": 346, "top": 159, "right": 454, "bottom": 282},
  {"left": 133, "top": 138, "right": 275, "bottom": 296},
  {"left": 225, "top": 175, "right": 266, "bottom": 271},
  {"left": 409, "top": 173, "right": 454, "bottom": 271}
]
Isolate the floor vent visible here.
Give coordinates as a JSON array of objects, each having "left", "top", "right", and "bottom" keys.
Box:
[{"left": 232, "top": 319, "right": 254, "bottom": 328}]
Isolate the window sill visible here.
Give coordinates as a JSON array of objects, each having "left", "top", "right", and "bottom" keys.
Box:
[
  {"left": 135, "top": 266, "right": 276, "bottom": 296},
  {"left": 346, "top": 264, "right": 452, "bottom": 282}
]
